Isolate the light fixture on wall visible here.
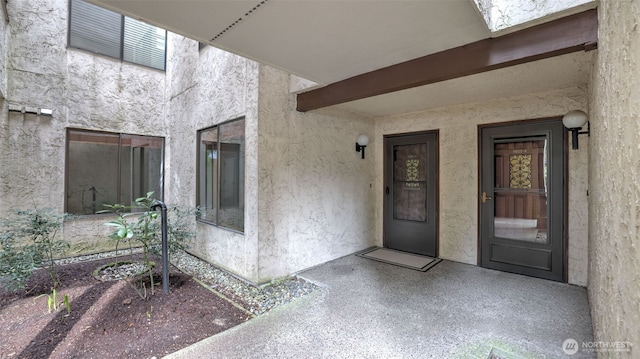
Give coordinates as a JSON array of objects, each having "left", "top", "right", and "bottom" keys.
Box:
[
  {"left": 562, "top": 110, "right": 589, "bottom": 150},
  {"left": 355, "top": 134, "right": 369, "bottom": 159}
]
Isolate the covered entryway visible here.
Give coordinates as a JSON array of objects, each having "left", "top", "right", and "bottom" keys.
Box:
[{"left": 479, "top": 120, "right": 566, "bottom": 281}]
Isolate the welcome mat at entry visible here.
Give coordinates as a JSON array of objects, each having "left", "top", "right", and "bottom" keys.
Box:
[{"left": 357, "top": 247, "right": 442, "bottom": 272}]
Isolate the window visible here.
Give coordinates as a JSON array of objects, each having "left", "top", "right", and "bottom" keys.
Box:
[
  {"left": 66, "top": 129, "right": 164, "bottom": 215},
  {"left": 197, "top": 118, "right": 245, "bottom": 232},
  {"left": 69, "top": 0, "right": 167, "bottom": 71}
]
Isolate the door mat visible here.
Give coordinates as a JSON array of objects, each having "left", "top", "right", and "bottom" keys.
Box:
[{"left": 357, "top": 247, "right": 442, "bottom": 272}]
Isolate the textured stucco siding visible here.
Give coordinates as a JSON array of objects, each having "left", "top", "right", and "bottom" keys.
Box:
[
  {"left": 165, "top": 45, "right": 377, "bottom": 283},
  {"left": 0, "top": 0, "right": 7, "bottom": 98},
  {"left": 2, "top": 0, "right": 69, "bottom": 213},
  {"left": 474, "top": 0, "right": 594, "bottom": 33},
  {"left": 256, "top": 66, "right": 375, "bottom": 282},
  {"left": 165, "top": 36, "right": 261, "bottom": 281},
  {"left": 588, "top": 0, "right": 640, "bottom": 352},
  {"left": 0, "top": 0, "right": 167, "bottom": 254},
  {"left": 375, "top": 87, "right": 590, "bottom": 286},
  {"left": 63, "top": 52, "right": 166, "bottom": 254}
]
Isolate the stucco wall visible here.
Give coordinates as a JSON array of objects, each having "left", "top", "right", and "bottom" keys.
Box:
[
  {"left": 588, "top": 0, "right": 640, "bottom": 351},
  {"left": 165, "top": 37, "right": 261, "bottom": 281},
  {"left": 63, "top": 51, "right": 166, "bottom": 254},
  {"left": 0, "top": 0, "right": 167, "bottom": 254},
  {"left": 2, "top": 0, "right": 68, "bottom": 213},
  {"left": 255, "top": 66, "right": 376, "bottom": 282},
  {"left": 374, "top": 86, "right": 590, "bottom": 286},
  {"left": 0, "top": 0, "right": 7, "bottom": 99},
  {"left": 473, "top": 0, "right": 593, "bottom": 33}
]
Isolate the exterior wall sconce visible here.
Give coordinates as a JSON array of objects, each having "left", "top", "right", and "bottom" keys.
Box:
[
  {"left": 355, "top": 134, "right": 369, "bottom": 159},
  {"left": 562, "top": 110, "right": 589, "bottom": 150}
]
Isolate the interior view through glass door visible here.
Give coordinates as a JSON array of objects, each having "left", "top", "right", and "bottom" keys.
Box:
[
  {"left": 480, "top": 121, "right": 565, "bottom": 281},
  {"left": 493, "top": 139, "right": 548, "bottom": 244}
]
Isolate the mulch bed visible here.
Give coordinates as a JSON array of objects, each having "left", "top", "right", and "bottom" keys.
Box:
[{"left": 0, "top": 254, "right": 252, "bottom": 359}]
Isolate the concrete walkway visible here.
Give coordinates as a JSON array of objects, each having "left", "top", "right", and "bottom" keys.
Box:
[{"left": 165, "top": 255, "right": 594, "bottom": 359}]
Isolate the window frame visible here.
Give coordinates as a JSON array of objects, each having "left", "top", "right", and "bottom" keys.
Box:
[
  {"left": 67, "top": 0, "right": 167, "bottom": 71},
  {"left": 196, "top": 117, "right": 245, "bottom": 233},
  {"left": 64, "top": 128, "right": 165, "bottom": 216}
]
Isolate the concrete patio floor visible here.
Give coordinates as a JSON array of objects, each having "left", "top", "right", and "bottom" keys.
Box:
[{"left": 165, "top": 254, "right": 594, "bottom": 359}]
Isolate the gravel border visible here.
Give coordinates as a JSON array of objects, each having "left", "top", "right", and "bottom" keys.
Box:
[
  {"left": 54, "top": 247, "right": 144, "bottom": 265},
  {"left": 171, "top": 251, "right": 321, "bottom": 315},
  {"left": 54, "top": 249, "right": 321, "bottom": 315}
]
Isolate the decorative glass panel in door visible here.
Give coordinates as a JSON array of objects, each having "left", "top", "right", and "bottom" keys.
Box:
[
  {"left": 393, "top": 144, "right": 428, "bottom": 222},
  {"left": 493, "top": 139, "right": 548, "bottom": 244}
]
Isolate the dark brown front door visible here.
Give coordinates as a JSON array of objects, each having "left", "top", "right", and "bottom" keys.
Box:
[
  {"left": 384, "top": 132, "right": 438, "bottom": 257},
  {"left": 480, "top": 120, "right": 565, "bottom": 281}
]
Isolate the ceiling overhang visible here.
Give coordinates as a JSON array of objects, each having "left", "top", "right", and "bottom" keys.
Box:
[
  {"left": 297, "top": 9, "right": 598, "bottom": 112},
  {"left": 85, "top": 0, "right": 491, "bottom": 85},
  {"left": 86, "top": 0, "right": 598, "bottom": 116}
]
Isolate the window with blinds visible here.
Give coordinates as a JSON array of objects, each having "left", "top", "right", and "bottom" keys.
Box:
[{"left": 69, "top": 0, "right": 166, "bottom": 71}]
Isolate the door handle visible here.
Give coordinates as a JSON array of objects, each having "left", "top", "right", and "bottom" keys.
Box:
[
  {"left": 386, "top": 186, "right": 390, "bottom": 195},
  {"left": 482, "top": 192, "right": 493, "bottom": 203}
]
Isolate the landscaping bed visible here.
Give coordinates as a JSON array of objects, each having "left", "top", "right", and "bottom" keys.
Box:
[{"left": 0, "top": 254, "right": 251, "bottom": 359}]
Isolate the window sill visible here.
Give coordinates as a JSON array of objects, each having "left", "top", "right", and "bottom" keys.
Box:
[{"left": 196, "top": 219, "right": 244, "bottom": 235}]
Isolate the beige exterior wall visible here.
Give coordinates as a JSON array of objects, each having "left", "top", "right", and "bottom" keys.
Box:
[
  {"left": 473, "top": 0, "right": 594, "bottom": 33},
  {"left": 256, "top": 66, "right": 375, "bottom": 282},
  {"left": 164, "top": 41, "right": 376, "bottom": 283},
  {"left": 164, "top": 36, "right": 261, "bottom": 280},
  {"left": 0, "top": 0, "right": 167, "bottom": 255},
  {"left": 374, "top": 86, "right": 590, "bottom": 286},
  {"left": 588, "top": 0, "right": 640, "bottom": 350},
  {"left": 0, "top": 1, "right": 7, "bottom": 99}
]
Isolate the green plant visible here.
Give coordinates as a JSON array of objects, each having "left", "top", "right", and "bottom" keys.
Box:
[
  {"left": 63, "top": 292, "right": 71, "bottom": 314},
  {"left": 36, "top": 288, "right": 71, "bottom": 314},
  {"left": 101, "top": 203, "right": 136, "bottom": 266},
  {"left": 102, "top": 192, "right": 193, "bottom": 299},
  {"left": 0, "top": 208, "right": 69, "bottom": 291}
]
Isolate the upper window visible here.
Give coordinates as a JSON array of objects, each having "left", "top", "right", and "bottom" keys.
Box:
[
  {"left": 197, "top": 118, "right": 245, "bottom": 232},
  {"left": 66, "top": 129, "right": 164, "bottom": 215},
  {"left": 69, "top": 0, "right": 167, "bottom": 71}
]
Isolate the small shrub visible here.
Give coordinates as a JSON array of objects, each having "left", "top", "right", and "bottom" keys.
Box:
[
  {"left": 102, "top": 192, "right": 194, "bottom": 299},
  {"left": 0, "top": 208, "right": 68, "bottom": 291}
]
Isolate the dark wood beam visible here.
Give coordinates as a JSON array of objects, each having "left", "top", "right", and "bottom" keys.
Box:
[{"left": 297, "top": 9, "right": 598, "bottom": 112}]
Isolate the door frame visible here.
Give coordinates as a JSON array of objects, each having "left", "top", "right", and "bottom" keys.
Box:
[
  {"left": 477, "top": 118, "right": 568, "bottom": 282},
  {"left": 383, "top": 130, "right": 440, "bottom": 257}
]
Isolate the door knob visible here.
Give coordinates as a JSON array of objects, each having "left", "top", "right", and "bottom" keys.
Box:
[{"left": 482, "top": 192, "right": 493, "bottom": 203}]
